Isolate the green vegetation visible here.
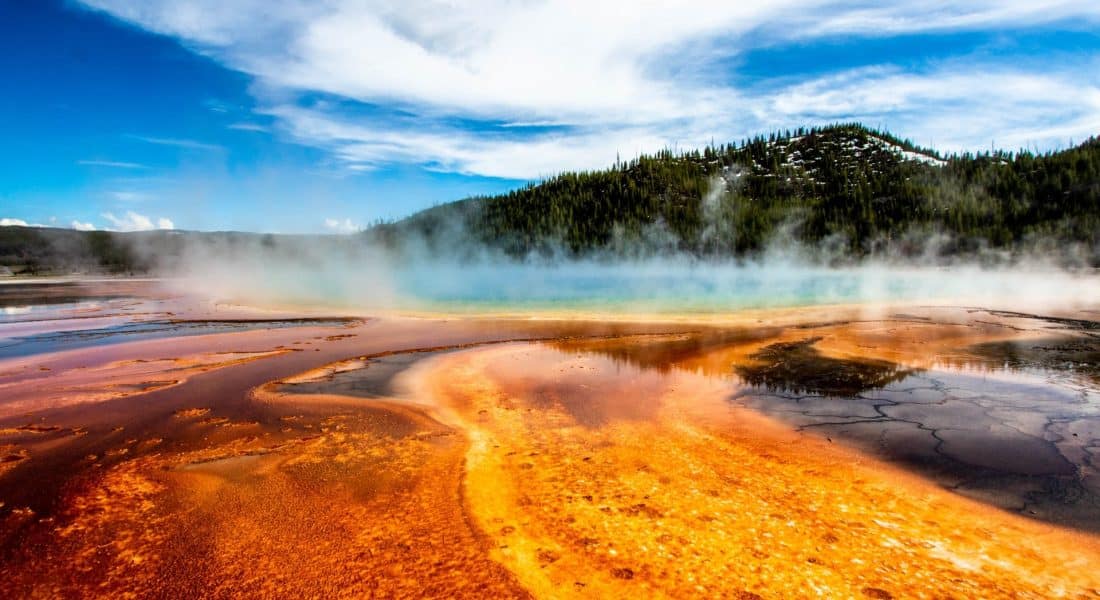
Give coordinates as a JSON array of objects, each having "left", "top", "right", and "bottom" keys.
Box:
[
  {"left": 3, "top": 123, "right": 1099, "bottom": 274},
  {"left": 374, "top": 124, "right": 1100, "bottom": 264}
]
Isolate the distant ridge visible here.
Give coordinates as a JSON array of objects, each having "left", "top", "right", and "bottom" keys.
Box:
[
  {"left": 2, "top": 123, "right": 1099, "bottom": 273},
  {"left": 370, "top": 123, "right": 1099, "bottom": 262}
]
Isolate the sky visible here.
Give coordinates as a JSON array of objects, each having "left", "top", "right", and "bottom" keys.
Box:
[{"left": 1, "top": 1, "right": 1098, "bottom": 234}]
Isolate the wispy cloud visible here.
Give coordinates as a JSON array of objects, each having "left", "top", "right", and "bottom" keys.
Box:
[
  {"left": 761, "top": 63, "right": 1100, "bottom": 152},
  {"left": 101, "top": 210, "right": 174, "bottom": 231},
  {"left": 77, "top": 159, "right": 148, "bottom": 169},
  {"left": 794, "top": 2, "right": 1100, "bottom": 37},
  {"left": 79, "top": 1, "right": 1100, "bottom": 178},
  {"left": 108, "top": 190, "right": 152, "bottom": 202},
  {"left": 272, "top": 104, "right": 672, "bottom": 179},
  {"left": 203, "top": 98, "right": 232, "bottom": 113},
  {"left": 129, "top": 135, "right": 223, "bottom": 151},
  {"left": 323, "top": 218, "right": 360, "bottom": 234},
  {"left": 228, "top": 122, "right": 269, "bottom": 132},
  {"left": 0, "top": 217, "right": 56, "bottom": 228}
]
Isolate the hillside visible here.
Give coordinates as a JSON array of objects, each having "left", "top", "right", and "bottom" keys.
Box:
[
  {"left": 372, "top": 124, "right": 1100, "bottom": 263},
  {"left": 0, "top": 229, "right": 310, "bottom": 276},
  {"left": 3, "top": 123, "right": 1099, "bottom": 274},
  {"left": 0, "top": 227, "right": 154, "bottom": 275}
]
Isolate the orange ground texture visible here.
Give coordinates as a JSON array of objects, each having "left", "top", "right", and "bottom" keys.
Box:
[{"left": 1, "top": 303, "right": 1099, "bottom": 599}]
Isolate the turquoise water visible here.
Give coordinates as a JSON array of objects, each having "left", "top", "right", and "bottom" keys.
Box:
[
  {"left": 388, "top": 263, "right": 1100, "bottom": 313},
  {"left": 173, "top": 259, "right": 1100, "bottom": 314}
]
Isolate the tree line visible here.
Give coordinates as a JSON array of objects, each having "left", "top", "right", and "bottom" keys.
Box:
[
  {"left": 3, "top": 123, "right": 1098, "bottom": 274},
  {"left": 373, "top": 123, "right": 1100, "bottom": 264}
]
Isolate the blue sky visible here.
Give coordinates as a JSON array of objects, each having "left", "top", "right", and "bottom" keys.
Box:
[{"left": 1, "top": 1, "right": 1098, "bottom": 233}]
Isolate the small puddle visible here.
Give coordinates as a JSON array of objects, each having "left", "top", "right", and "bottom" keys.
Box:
[{"left": 0, "top": 317, "right": 358, "bottom": 359}]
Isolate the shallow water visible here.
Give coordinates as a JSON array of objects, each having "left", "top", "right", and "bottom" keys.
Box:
[
  {"left": 0, "top": 317, "right": 357, "bottom": 359},
  {"left": 0, "top": 282, "right": 360, "bottom": 359},
  {"left": 0, "top": 300, "right": 123, "bottom": 322},
  {"left": 399, "top": 340, "right": 1100, "bottom": 597},
  {"left": 278, "top": 317, "right": 1100, "bottom": 531},
  {"left": 392, "top": 263, "right": 1100, "bottom": 314},
  {"left": 184, "top": 261, "right": 1100, "bottom": 315},
  {"left": 735, "top": 365, "right": 1100, "bottom": 528},
  {"left": 4, "top": 281, "right": 1100, "bottom": 597}
]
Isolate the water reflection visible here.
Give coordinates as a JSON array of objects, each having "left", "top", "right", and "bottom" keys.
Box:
[
  {"left": 733, "top": 336, "right": 916, "bottom": 396},
  {"left": 544, "top": 327, "right": 1100, "bottom": 531},
  {"left": 0, "top": 317, "right": 358, "bottom": 359},
  {"left": 961, "top": 337, "right": 1100, "bottom": 384},
  {"left": 0, "top": 300, "right": 114, "bottom": 323},
  {"left": 0, "top": 282, "right": 131, "bottom": 309},
  {"left": 733, "top": 368, "right": 1100, "bottom": 529}
]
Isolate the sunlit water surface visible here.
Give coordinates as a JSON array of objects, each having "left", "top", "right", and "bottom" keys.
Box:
[{"left": 385, "top": 263, "right": 1100, "bottom": 313}]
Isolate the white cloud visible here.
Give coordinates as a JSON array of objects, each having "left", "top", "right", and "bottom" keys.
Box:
[
  {"left": 762, "top": 64, "right": 1100, "bottom": 152},
  {"left": 78, "top": 1, "right": 1100, "bottom": 178},
  {"left": 0, "top": 218, "right": 54, "bottom": 228},
  {"left": 271, "top": 104, "right": 675, "bottom": 179},
  {"left": 129, "top": 135, "right": 223, "bottom": 151},
  {"left": 108, "top": 190, "right": 151, "bottom": 202},
  {"left": 323, "top": 218, "right": 359, "bottom": 234},
  {"left": 71, "top": 220, "right": 97, "bottom": 231},
  {"left": 797, "top": 1, "right": 1100, "bottom": 37},
  {"left": 78, "top": 159, "right": 147, "bottom": 169},
  {"left": 101, "top": 211, "right": 175, "bottom": 231},
  {"left": 228, "top": 122, "right": 269, "bottom": 132}
]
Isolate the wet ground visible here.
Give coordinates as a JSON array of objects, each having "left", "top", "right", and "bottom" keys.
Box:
[
  {"left": 0, "top": 280, "right": 147, "bottom": 308},
  {"left": 3, "top": 281, "right": 1100, "bottom": 597},
  {"left": 550, "top": 312, "right": 1100, "bottom": 532},
  {"left": 0, "top": 316, "right": 359, "bottom": 359},
  {"left": 408, "top": 342, "right": 1100, "bottom": 598}
]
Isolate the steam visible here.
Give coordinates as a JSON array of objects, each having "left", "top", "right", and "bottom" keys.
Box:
[
  {"left": 155, "top": 234, "right": 403, "bottom": 312},
  {"left": 150, "top": 232, "right": 1100, "bottom": 319},
  {"left": 75, "top": 177, "right": 1092, "bottom": 316}
]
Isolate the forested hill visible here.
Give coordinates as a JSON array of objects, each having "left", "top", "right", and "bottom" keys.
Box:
[
  {"left": 2, "top": 124, "right": 1099, "bottom": 275},
  {"left": 370, "top": 124, "right": 1100, "bottom": 263}
]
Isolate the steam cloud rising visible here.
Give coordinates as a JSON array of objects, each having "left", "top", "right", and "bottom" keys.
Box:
[{"left": 153, "top": 203, "right": 1100, "bottom": 316}]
